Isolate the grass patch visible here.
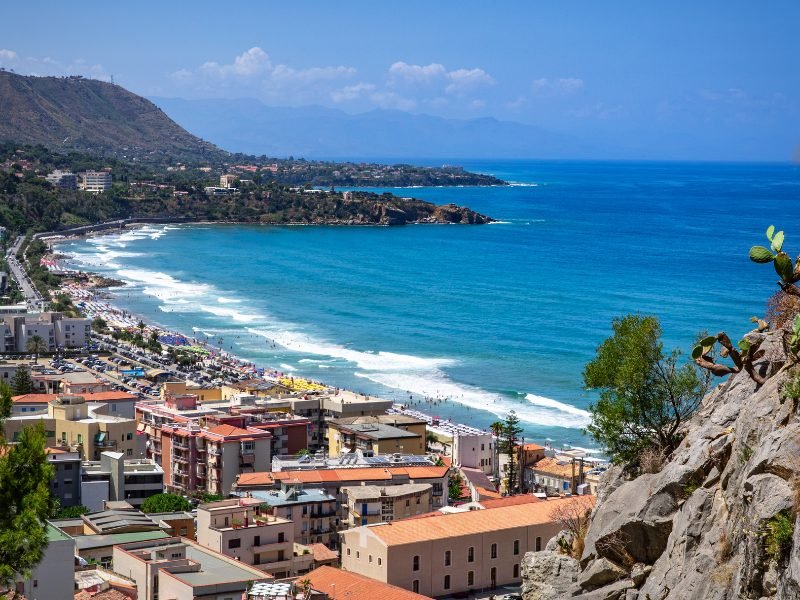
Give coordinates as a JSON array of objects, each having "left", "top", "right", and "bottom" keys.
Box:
[{"left": 765, "top": 511, "right": 794, "bottom": 563}]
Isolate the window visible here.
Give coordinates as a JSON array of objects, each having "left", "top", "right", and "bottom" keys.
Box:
[
  {"left": 406, "top": 499, "right": 410, "bottom": 507},
  {"left": 514, "top": 563, "right": 520, "bottom": 578},
  {"left": 369, "top": 555, "right": 373, "bottom": 563},
  {"left": 64, "top": 478, "right": 73, "bottom": 485},
  {"left": 278, "top": 532, "right": 285, "bottom": 542},
  {"left": 468, "top": 571, "right": 474, "bottom": 586},
  {"left": 412, "top": 581, "right": 420, "bottom": 594},
  {"left": 228, "top": 538, "right": 241, "bottom": 549},
  {"left": 180, "top": 527, "right": 188, "bottom": 536},
  {"left": 126, "top": 449, "right": 133, "bottom": 457},
  {"left": 356, "top": 551, "right": 360, "bottom": 559},
  {"left": 77, "top": 434, "right": 82, "bottom": 444},
  {"left": 536, "top": 536, "right": 542, "bottom": 552},
  {"left": 444, "top": 575, "right": 450, "bottom": 590},
  {"left": 378, "top": 557, "right": 382, "bottom": 565},
  {"left": 514, "top": 539, "right": 520, "bottom": 555},
  {"left": 347, "top": 548, "right": 351, "bottom": 556},
  {"left": 254, "top": 536, "right": 260, "bottom": 546},
  {"left": 33, "top": 581, "right": 37, "bottom": 588},
  {"left": 413, "top": 555, "right": 420, "bottom": 571},
  {"left": 112, "top": 403, "right": 117, "bottom": 412},
  {"left": 468, "top": 546, "right": 475, "bottom": 562},
  {"left": 491, "top": 543, "right": 497, "bottom": 559},
  {"left": 64, "top": 463, "right": 73, "bottom": 471},
  {"left": 444, "top": 550, "right": 451, "bottom": 566}
]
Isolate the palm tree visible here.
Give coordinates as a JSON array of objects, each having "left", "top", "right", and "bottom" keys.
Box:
[
  {"left": 27, "top": 334, "right": 46, "bottom": 360},
  {"left": 137, "top": 320, "right": 146, "bottom": 335}
]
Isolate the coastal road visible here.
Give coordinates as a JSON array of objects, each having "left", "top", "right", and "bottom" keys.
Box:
[{"left": 4, "top": 235, "right": 46, "bottom": 310}]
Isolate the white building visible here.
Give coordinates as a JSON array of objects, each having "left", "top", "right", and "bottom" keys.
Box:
[
  {"left": 80, "top": 170, "right": 112, "bottom": 192},
  {"left": 46, "top": 170, "right": 78, "bottom": 190},
  {"left": 12, "top": 523, "right": 76, "bottom": 600},
  {"left": 452, "top": 432, "right": 496, "bottom": 477}
]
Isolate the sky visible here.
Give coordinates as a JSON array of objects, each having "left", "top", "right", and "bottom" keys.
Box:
[{"left": 1, "top": 1, "right": 799, "bottom": 160}]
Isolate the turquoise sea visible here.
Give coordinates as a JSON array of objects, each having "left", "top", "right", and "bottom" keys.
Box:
[{"left": 56, "top": 160, "right": 800, "bottom": 452}]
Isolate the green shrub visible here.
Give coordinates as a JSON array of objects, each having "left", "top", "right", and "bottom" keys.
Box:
[{"left": 765, "top": 511, "right": 794, "bottom": 562}]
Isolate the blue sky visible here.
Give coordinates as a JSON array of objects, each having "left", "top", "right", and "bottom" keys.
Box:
[{"left": 2, "top": 1, "right": 799, "bottom": 160}]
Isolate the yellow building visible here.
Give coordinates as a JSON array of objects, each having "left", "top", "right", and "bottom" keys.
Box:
[
  {"left": 327, "top": 415, "right": 427, "bottom": 457},
  {"left": 4, "top": 394, "right": 140, "bottom": 461}
]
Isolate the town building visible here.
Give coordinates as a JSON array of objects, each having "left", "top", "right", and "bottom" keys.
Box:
[
  {"left": 452, "top": 431, "right": 497, "bottom": 477},
  {"left": 80, "top": 170, "right": 113, "bottom": 192},
  {"left": 4, "top": 393, "right": 141, "bottom": 461},
  {"left": 242, "top": 480, "right": 338, "bottom": 547},
  {"left": 46, "top": 169, "right": 78, "bottom": 190},
  {"left": 0, "top": 310, "right": 91, "bottom": 352},
  {"left": 81, "top": 451, "right": 165, "bottom": 510},
  {"left": 341, "top": 484, "right": 432, "bottom": 527},
  {"left": 113, "top": 537, "right": 272, "bottom": 600},
  {"left": 340, "top": 496, "right": 594, "bottom": 597},
  {"left": 327, "top": 414, "right": 427, "bottom": 457},
  {"left": 196, "top": 498, "right": 313, "bottom": 577},
  {"left": 219, "top": 174, "right": 238, "bottom": 188},
  {"left": 47, "top": 447, "right": 83, "bottom": 508},
  {"left": 13, "top": 390, "right": 138, "bottom": 417},
  {"left": 526, "top": 455, "right": 592, "bottom": 496},
  {"left": 11, "top": 523, "right": 76, "bottom": 600}
]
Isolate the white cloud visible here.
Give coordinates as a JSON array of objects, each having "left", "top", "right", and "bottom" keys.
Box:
[
  {"left": 272, "top": 64, "right": 356, "bottom": 84},
  {"left": 331, "top": 82, "right": 376, "bottom": 102},
  {"left": 531, "top": 77, "right": 585, "bottom": 96},
  {"left": 446, "top": 68, "right": 494, "bottom": 94},
  {"left": 0, "top": 49, "right": 17, "bottom": 62},
  {"left": 199, "top": 47, "right": 272, "bottom": 78},
  {"left": 388, "top": 61, "right": 447, "bottom": 86}
]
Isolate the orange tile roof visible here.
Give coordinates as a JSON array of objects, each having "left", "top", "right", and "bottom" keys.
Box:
[
  {"left": 360, "top": 496, "right": 595, "bottom": 546},
  {"left": 521, "top": 443, "right": 546, "bottom": 451},
  {"left": 479, "top": 494, "right": 542, "bottom": 509},
  {"left": 308, "top": 542, "right": 338, "bottom": 563},
  {"left": 13, "top": 392, "right": 137, "bottom": 404},
  {"left": 74, "top": 590, "right": 133, "bottom": 600},
  {"left": 532, "top": 457, "right": 592, "bottom": 479},
  {"left": 305, "top": 566, "right": 432, "bottom": 600},
  {"left": 475, "top": 486, "right": 502, "bottom": 499},
  {"left": 236, "top": 464, "right": 449, "bottom": 488}
]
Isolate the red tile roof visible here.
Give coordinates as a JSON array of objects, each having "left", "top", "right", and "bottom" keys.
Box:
[
  {"left": 13, "top": 392, "right": 138, "bottom": 404},
  {"left": 305, "top": 566, "right": 432, "bottom": 600},
  {"left": 308, "top": 542, "right": 338, "bottom": 563},
  {"left": 479, "top": 494, "right": 542, "bottom": 508}
]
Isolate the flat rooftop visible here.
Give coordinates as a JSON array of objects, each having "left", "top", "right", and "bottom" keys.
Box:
[{"left": 342, "top": 483, "right": 431, "bottom": 500}]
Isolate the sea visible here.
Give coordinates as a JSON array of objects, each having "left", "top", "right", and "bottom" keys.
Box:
[{"left": 54, "top": 160, "right": 800, "bottom": 453}]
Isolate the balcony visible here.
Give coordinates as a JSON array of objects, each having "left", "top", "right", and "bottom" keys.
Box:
[
  {"left": 252, "top": 540, "right": 292, "bottom": 553},
  {"left": 209, "top": 447, "right": 222, "bottom": 456},
  {"left": 173, "top": 439, "right": 189, "bottom": 450},
  {"left": 240, "top": 452, "right": 255, "bottom": 465},
  {"left": 173, "top": 453, "right": 189, "bottom": 464}
]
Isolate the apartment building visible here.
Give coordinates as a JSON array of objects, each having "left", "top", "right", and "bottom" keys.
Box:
[
  {"left": 527, "top": 456, "right": 592, "bottom": 496},
  {"left": 47, "top": 447, "right": 83, "bottom": 507},
  {"left": 0, "top": 310, "right": 91, "bottom": 352},
  {"left": 80, "top": 170, "right": 113, "bottom": 192},
  {"left": 245, "top": 480, "right": 338, "bottom": 547},
  {"left": 4, "top": 393, "right": 140, "bottom": 461},
  {"left": 341, "top": 484, "right": 432, "bottom": 527},
  {"left": 137, "top": 393, "right": 273, "bottom": 496},
  {"left": 196, "top": 498, "right": 310, "bottom": 578},
  {"left": 327, "top": 414, "right": 427, "bottom": 457},
  {"left": 220, "top": 174, "right": 238, "bottom": 188},
  {"left": 340, "top": 496, "right": 594, "bottom": 597},
  {"left": 13, "top": 390, "right": 138, "bottom": 417},
  {"left": 46, "top": 169, "right": 79, "bottom": 190},
  {"left": 113, "top": 537, "right": 272, "bottom": 600},
  {"left": 81, "top": 451, "right": 165, "bottom": 510},
  {"left": 452, "top": 432, "right": 497, "bottom": 477}
]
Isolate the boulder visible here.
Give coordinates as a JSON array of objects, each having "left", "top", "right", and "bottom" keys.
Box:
[
  {"left": 521, "top": 551, "right": 580, "bottom": 600},
  {"left": 579, "top": 557, "right": 627, "bottom": 590}
]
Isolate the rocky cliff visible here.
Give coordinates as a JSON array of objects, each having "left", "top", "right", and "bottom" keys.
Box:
[{"left": 523, "top": 328, "right": 800, "bottom": 600}]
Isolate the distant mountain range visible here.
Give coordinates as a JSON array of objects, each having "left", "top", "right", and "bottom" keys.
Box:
[
  {"left": 150, "top": 97, "right": 593, "bottom": 160},
  {"left": 0, "top": 71, "right": 226, "bottom": 163}
]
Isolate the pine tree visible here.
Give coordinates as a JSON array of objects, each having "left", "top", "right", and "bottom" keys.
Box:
[
  {"left": 0, "top": 380, "right": 55, "bottom": 585},
  {"left": 500, "top": 411, "right": 523, "bottom": 495},
  {"left": 11, "top": 367, "right": 34, "bottom": 395}
]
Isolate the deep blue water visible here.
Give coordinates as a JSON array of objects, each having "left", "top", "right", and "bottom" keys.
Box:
[{"left": 57, "top": 160, "right": 800, "bottom": 452}]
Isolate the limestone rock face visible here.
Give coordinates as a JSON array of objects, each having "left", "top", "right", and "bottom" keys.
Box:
[
  {"left": 522, "top": 331, "right": 800, "bottom": 599},
  {"left": 521, "top": 550, "right": 581, "bottom": 600}
]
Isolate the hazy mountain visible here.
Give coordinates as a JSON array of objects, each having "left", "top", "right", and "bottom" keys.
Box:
[
  {"left": 150, "top": 97, "right": 591, "bottom": 160},
  {"left": 0, "top": 72, "right": 226, "bottom": 163}
]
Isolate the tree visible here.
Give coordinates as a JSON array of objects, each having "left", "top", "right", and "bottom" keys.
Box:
[
  {"left": 26, "top": 335, "right": 46, "bottom": 359},
  {"left": 584, "top": 314, "right": 707, "bottom": 466},
  {"left": 0, "top": 421, "right": 56, "bottom": 585},
  {"left": 498, "top": 411, "right": 523, "bottom": 495},
  {"left": 53, "top": 504, "right": 89, "bottom": 519},
  {"left": 91, "top": 317, "right": 107, "bottom": 333},
  {"left": 141, "top": 493, "right": 192, "bottom": 514},
  {"left": 11, "top": 367, "right": 33, "bottom": 395},
  {"left": 448, "top": 472, "right": 463, "bottom": 502},
  {"left": 425, "top": 430, "right": 438, "bottom": 450}
]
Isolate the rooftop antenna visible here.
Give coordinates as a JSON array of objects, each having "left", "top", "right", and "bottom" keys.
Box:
[{"left": 110, "top": 74, "right": 115, "bottom": 85}]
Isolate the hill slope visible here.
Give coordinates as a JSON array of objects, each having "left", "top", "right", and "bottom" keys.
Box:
[
  {"left": 0, "top": 71, "right": 226, "bottom": 163},
  {"left": 151, "top": 97, "right": 592, "bottom": 159}
]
